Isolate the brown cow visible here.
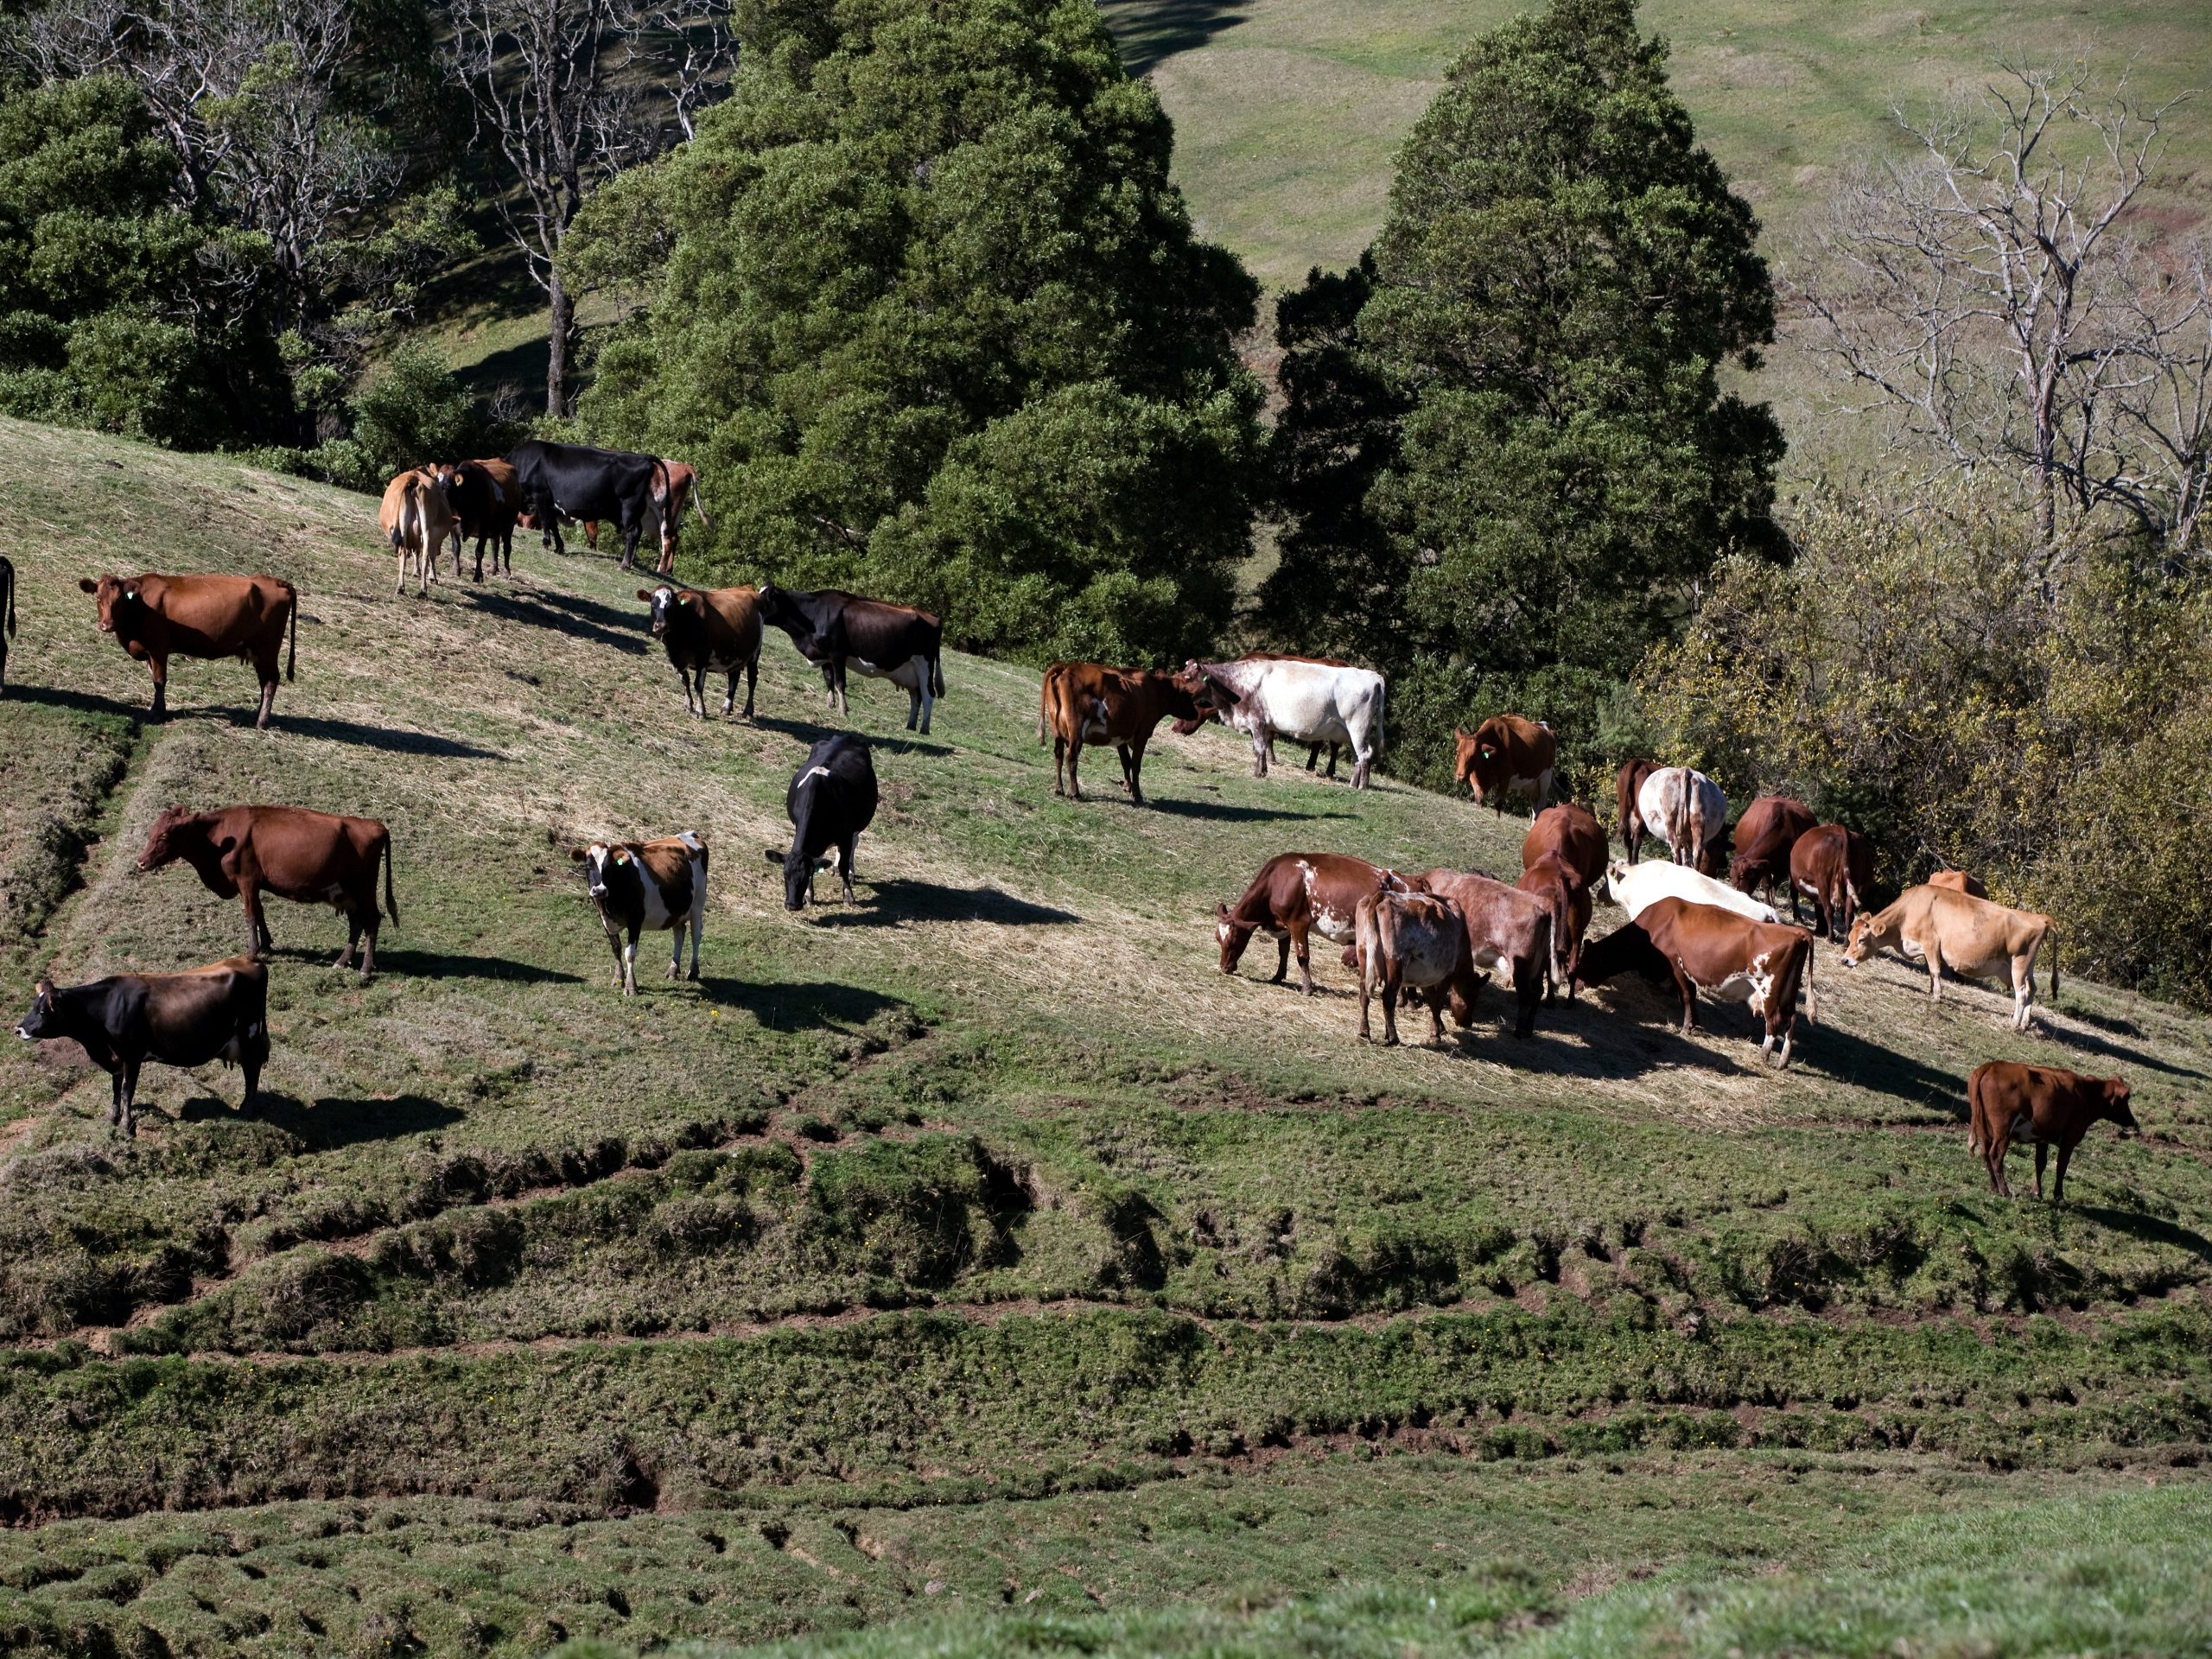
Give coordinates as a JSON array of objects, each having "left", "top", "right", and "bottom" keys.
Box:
[
  {"left": 1520, "top": 804, "right": 1605, "bottom": 995},
  {"left": 1614, "top": 759, "right": 1658, "bottom": 861},
  {"left": 1353, "top": 889, "right": 1479, "bottom": 1046},
  {"left": 1634, "top": 896, "right": 1816, "bottom": 1066},
  {"left": 139, "top": 804, "right": 398, "bottom": 982},
  {"left": 1841, "top": 886, "right": 2055, "bottom": 1032},
  {"left": 1415, "top": 870, "right": 1552, "bottom": 1037},
  {"left": 1216, "top": 854, "right": 1413, "bottom": 996},
  {"left": 1789, "top": 823, "right": 1872, "bottom": 941},
  {"left": 1039, "top": 662, "right": 1204, "bottom": 805},
  {"left": 448, "top": 457, "right": 519, "bottom": 581},
  {"left": 1453, "top": 716, "right": 1555, "bottom": 816},
  {"left": 1967, "top": 1061, "right": 2139, "bottom": 1203},
  {"left": 1727, "top": 795, "right": 1817, "bottom": 907},
  {"left": 380, "top": 467, "right": 461, "bottom": 596},
  {"left": 79, "top": 572, "right": 297, "bottom": 727},
  {"left": 1929, "top": 869, "right": 1987, "bottom": 898},
  {"left": 641, "top": 582, "right": 761, "bottom": 719}
]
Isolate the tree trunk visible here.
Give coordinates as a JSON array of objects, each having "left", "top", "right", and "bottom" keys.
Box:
[{"left": 547, "top": 264, "right": 572, "bottom": 417}]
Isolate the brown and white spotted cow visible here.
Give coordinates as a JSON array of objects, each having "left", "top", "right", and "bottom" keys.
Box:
[
  {"left": 1635, "top": 896, "right": 1816, "bottom": 1066},
  {"left": 571, "top": 830, "right": 709, "bottom": 995},
  {"left": 1215, "top": 853, "right": 1414, "bottom": 996},
  {"left": 1353, "top": 889, "right": 1479, "bottom": 1046},
  {"left": 1414, "top": 869, "right": 1553, "bottom": 1037}
]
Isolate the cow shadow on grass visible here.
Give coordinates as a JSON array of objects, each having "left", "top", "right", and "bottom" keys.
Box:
[
  {"left": 2069, "top": 1205, "right": 2212, "bottom": 1264},
  {"left": 1147, "top": 796, "right": 1350, "bottom": 824},
  {"left": 1792, "top": 1023, "right": 1967, "bottom": 1116},
  {"left": 466, "top": 587, "right": 649, "bottom": 658},
  {"left": 273, "top": 713, "right": 509, "bottom": 761},
  {"left": 696, "top": 976, "right": 909, "bottom": 1032},
  {"left": 1484, "top": 988, "right": 1755, "bottom": 1080},
  {"left": 264, "top": 948, "right": 583, "bottom": 985},
  {"left": 753, "top": 712, "right": 954, "bottom": 760},
  {"left": 2042, "top": 1017, "right": 2211, "bottom": 1083},
  {"left": 174, "top": 1090, "right": 465, "bottom": 1149},
  {"left": 2, "top": 683, "right": 148, "bottom": 722},
  {"left": 808, "top": 879, "right": 1079, "bottom": 930}
]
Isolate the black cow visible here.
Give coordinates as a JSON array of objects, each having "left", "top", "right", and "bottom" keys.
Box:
[
  {"left": 0, "top": 556, "right": 15, "bottom": 693},
  {"left": 13, "top": 957, "right": 269, "bottom": 1137},
  {"left": 448, "top": 458, "right": 519, "bottom": 581},
  {"left": 1570, "top": 920, "right": 1674, "bottom": 995},
  {"left": 767, "top": 734, "right": 878, "bottom": 909},
  {"left": 757, "top": 583, "right": 945, "bottom": 734},
  {"left": 508, "top": 440, "right": 669, "bottom": 571}
]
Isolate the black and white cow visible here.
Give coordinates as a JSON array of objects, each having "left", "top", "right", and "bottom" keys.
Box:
[
  {"left": 768, "top": 734, "right": 878, "bottom": 909},
  {"left": 509, "top": 440, "right": 669, "bottom": 570},
  {"left": 13, "top": 956, "right": 269, "bottom": 1137},
  {"left": 570, "top": 830, "right": 708, "bottom": 994},
  {"left": 756, "top": 584, "right": 944, "bottom": 734},
  {"left": 640, "top": 583, "right": 762, "bottom": 719}
]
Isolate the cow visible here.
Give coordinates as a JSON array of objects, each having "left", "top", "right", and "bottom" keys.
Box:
[
  {"left": 1353, "top": 889, "right": 1479, "bottom": 1046},
  {"left": 1175, "top": 657, "right": 1386, "bottom": 790},
  {"left": 446, "top": 458, "right": 519, "bottom": 582},
  {"left": 79, "top": 572, "right": 297, "bottom": 728},
  {"left": 1452, "top": 716, "right": 1556, "bottom": 817},
  {"left": 641, "top": 583, "right": 761, "bottom": 720},
  {"left": 0, "top": 555, "right": 14, "bottom": 693},
  {"left": 1415, "top": 869, "right": 1552, "bottom": 1038},
  {"left": 1929, "top": 868, "right": 1987, "bottom": 898},
  {"left": 1637, "top": 766, "right": 1728, "bottom": 874},
  {"left": 1607, "top": 858, "right": 1777, "bottom": 925},
  {"left": 1632, "top": 897, "right": 1816, "bottom": 1066},
  {"left": 1214, "top": 854, "right": 1414, "bottom": 996},
  {"left": 1967, "top": 1062, "right": 2139, "bottom": 1204},
  {"left": 1789, "top": 823, "right": 1872, "bottom": 941},
  {"left": 768, "top": 734, "right": 878, "bottom": 910},
  {"left": 137, "top": 804, "right": 398, "bottom": 982},
  {"left": 1520, "top": 804, "right": 1606, "bottom": 995},
  {"left": 571, "top": 831, "right": 708, "bottom": 995},
  {"left": 1571, "top": 918, "right": 1675, "bottom": 994},
  {"left": 580, "top": 461, "right": 709, "bottom": 575},
  {"left": 380, "top": 467, "right": 461, "bottom": 596},
  {"left": 1038, "top": 662, "right": 1205, "bottom": 804},
  {"left": 509, "top": 440, "right": 670, "bottom": 570},
  {"left": 1614, "top": 759, "right": 1659, "bottom": 862},
  {"left": 1727, "top": 795, "right": 1817, "bottom": 906},
  {"left": 1840, "top": 886, "right": 2055, "bottom": 1032},
  {"left": 13, "top": 957, "right": 269, "bottom": 1138},
  {"left": 757, "top": 584, "right": 945, "bottom": 734}
]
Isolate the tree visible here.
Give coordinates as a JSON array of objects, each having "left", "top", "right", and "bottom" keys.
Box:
[
  {"left": 1262, "top": 0, "right": 1782, "bottom": 787},
  {"left": 566, "top": 0, "right": 1266, "bottom": 665}
]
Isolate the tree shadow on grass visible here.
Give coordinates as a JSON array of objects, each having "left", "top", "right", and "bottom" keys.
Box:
[
  {"left": 175, "top": 1090, "right": 466, "bottom": 1149},
  {"left": 273, "top": 713, "right": 509, "bottom": 760},
  {"left": 466, "top": 587, "right": 648, "bottom": 657},
  {"left": 696, "top": 976, "right": 908, "bottom": 1031},
  {"left": 752, "top": 712, "right": 955, "bottom": 759},
  {"left": 1104, "top": 0, "right": 1249, "bottom": 75},
  {"left": 805, "top": 878, "right": 1079, "bottom": 929}
]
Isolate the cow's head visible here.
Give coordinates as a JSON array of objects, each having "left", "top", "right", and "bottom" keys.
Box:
[
  {"left": 137, "top": 803, "right": 204, "bottom": 871},
  {"left": 14, "top": 979, "right": 58, "bottom": 1042},
  {"left": 2101, "top": 1077, "right": 2140, "bottom": 1135},
  {"left": 570, "top": 842, "right": 632, "bottom": 902},
  {"left": 1171, "top": 664, "right": 1236, "bottom": 734},
  {"left": 79, "top": 575, "right": 141, "bottom": 634},
  {"left": 1215, "top": 900, "right": 1257, "bottom": 973},
  {"left": 1452, "top": 727, "right": 1497, "bottom": 801},
  {"left": 1838, "top": 911, "right": 1890, "bottom": 968},
  {"left": 638, "top": 585, "right": 695, "bottom": 638}
]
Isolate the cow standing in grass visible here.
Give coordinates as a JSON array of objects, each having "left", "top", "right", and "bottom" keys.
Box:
[
  {"left": 1177, "top": 656, "right": 1386, "bottom": 790},
  {"left": 510, "top": 440, "right": 670, "bottom": 570},
  {"left": 1967, "top": 1061, "right": 2139, "bottom": 1204},
  {"left": 1414, "top": 870, "right": 1552, "bottom": 1038},
  {"left": 381, "top": 467, "right": 461, "bottom": 596},
  {"left": 446, "top": 458, "right": 519, "bottom": 581},
  {"left": 1789, "top": 823, "right": 1872, "bottom": 941},
  {"left": 1634, "top": 897, "right": 1816, "bottom": 1066},
  {"left": 1453, "top": 715, "right": 1555, "bottom": 817},
  {"left": 1520, "top": 803, "right": 1606, "bottom": 996},
  {"left": 1637, "top": 766, "right": 1728, "bottom": 875},
  {"left": 1841, "top": 886, "right": 2055, "bottom": 1032},
  {"left": 772, "top": 734, "right": 879, "bottom": 909},
  {"left": 79, "top": 571, "right": 297, "bottom": 727},
  {"left": 642, "top": 583, "right": 761, "bottom": 719},
  {"left": 572, "top": 831, "right": 709, "bottom": 994},
  {"left": 1727, "top": 795, "right": 1817, "bottom": 908},
  {"left": 759, "top": 584, "right": 945, "bottom": 734},
  {"left": 1353, "top": 889, "right": 1478, "bottom": 1046},
  {"left": 1039, "top": 662, "right": 1205, "bottom": 804}
]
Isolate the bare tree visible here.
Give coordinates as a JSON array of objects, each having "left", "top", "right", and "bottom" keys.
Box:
[
  {"left": 1793, "top": 57, "right": 2202, "bottom": 555},
  {"left": 637, "top": 0, "right": 736, "bottom": 143}
]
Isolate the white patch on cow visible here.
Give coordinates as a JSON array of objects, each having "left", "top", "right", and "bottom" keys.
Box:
[
  {"left": 1216, "top": 918, "right": 1233, "bottom": 945},
  {"left": 1471, "top": 943, "right": 1507, "bottom": 974},
  {"left": 803, "top": 766, "right": 831, "bottom": 782}
]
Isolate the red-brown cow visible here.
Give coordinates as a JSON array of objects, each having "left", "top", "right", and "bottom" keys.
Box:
[
  {"left": 1519, "top": 803, "right": 1605, "bottom": 995},
  {"left": 79, "top": 572, "right": 297, "bottom": 727},
  {"left": 1353, "top": 890, "right": 1479, "bottom": 1046},
  {"left": 1216, "top": 854, "right": 1413, "bottom": 996},
  {"left": 1614, "top": 759, "right": 1658, "bottom": 861},
  {"left": 448, "top": 457, "right": 520, "bottom": 581},
  {"left": 1039, "top": 662, "right": 1205, "bottom": 804},
  {"left": 138, "top": 804, "right": 398, "bottom": 981},
  {"left": 1789, "top": 823, "right": 1872, "bottom": 941},
  {"left": 1454, "top": 715, "right": 1556, "bottom": 816},
  {"left": 1727, "top": 795, "right": 1816, "bottom": 906},
  {"left": 1416, "top": 869, "right": 1552, "bottom": 1037},
  {"left": 1635, "top": 897, "right": 1816, "bottom": 1066},
  {"left": 1929, "top": 869, "right": 1987, "bottom": 898},
  {"left": 1967, "top": 1061, "right": 2139, "bottom": 1204}
]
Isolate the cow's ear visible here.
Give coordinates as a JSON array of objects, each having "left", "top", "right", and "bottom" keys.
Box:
[
  {"left": 635, "top": 589, "right": 654, "bottom": 602},
  {"left": 688, "top": 593, "right": 707, "bottom": 614},
  {"left": 79, "top": 578, "right": 99, "bottom": 594},
  {"left": 569, "top": 847, "right": 588, "bottom": 861}
]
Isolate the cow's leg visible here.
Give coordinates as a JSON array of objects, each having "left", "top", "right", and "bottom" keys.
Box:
[
  {"left": 2052, "top": 1139, "right": 2077, "bottom": 1205},
  {"left": 359, "top": 910, "right": 377, "bottom": 982},
  {"left": 1067, "top": 736, "right": 1084, "bottom": 801},
  {"left": 147, "top": 657, "right": 168, "bottom": 721},
  {"left": 1926, "top": 944, "right": 1943, "bottom": 1003},
  {"left": 1052, "top": 734, "right": 1069, "bottom": 796},
  {"left": 1671, "top": 964, "right": 1699, "bottom": 1034},
  {"left": 1250, "top": 730, "right": 1268, "bottom": 779},
  {"left": 119, "top": 1058, "right": 142, "bottom": 1138},
  {"left": 1127, "top": 736, "right": 1150, "bottom": 806},
  {"left": 741, "top": 649, "right": 758, "bottom": 720},
  {"left": 1427, "top": 988, "right": 1446, "bottom": 1046},
  {"left": 106, "top": 1065, "right": 124, "bottom": 1129},
  {"left": 1273, "top": 930, "right": 1293, "bottom": 988},
  {"left": 834, "top": 661, "right": 849, "bottom": 718},
  {"left": 603, "top": 921, "right": 627, "bottom": 988},
  {"left": 1116, "top": 741, "right": 1136, "bottom": 798},
  {"left": 2033, "top": 1141, "right": 2048, "bottom": 1201},
  {"left": 693, "top": 665, "right": 712, "bottom": 720},
  {"left": 238, "top": 883, "right": 270, "bottom": 960},
  {"left": 723, "top": 669, "right": 738, "bottom": 718},
  {"left": 668, "top": 920, "right": 685, "bottom": 979},
  {"left": 624, "top": 925, "right": 640, "bottom": 995},
  {"left": 1357, "top": 963, "right": 1373, "bottom": 1041},
  {"left": 2012, "top": 958, "right": 2033, "bottom": 1032},
  {"left": 840, "top": 836, "right": 858, "bottom": 904},
  {"left": 1381, "top": 969, "right": 1403, "bottom": 1046},
  {"left": 1305, "top": 745, "right": 1321, "bottom": 772},
  {"left": 1986, "top": 1128, "right": 2010, "bottom": 1198},
  {"left": 1292, "top": 925, "right": 1313, "bottom": 995}
]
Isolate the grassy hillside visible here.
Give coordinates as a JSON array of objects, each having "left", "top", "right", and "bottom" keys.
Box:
[{"left": 0, "top": 415, "right": 2209, "bottom": 1656}]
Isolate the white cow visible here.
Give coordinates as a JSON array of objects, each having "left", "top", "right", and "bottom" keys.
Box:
[
  {"left": 1607, "top": 858, "right": 1777, "bottom": 925},
  {"left": 1637, "top": 766, "right": 1727, "bottom": 874},
  {"left": 1182, "top": 656, "right": 1386, "bottom": 790}
]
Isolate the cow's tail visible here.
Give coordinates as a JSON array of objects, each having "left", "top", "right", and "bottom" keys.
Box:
[
  {"left": 2, "top": 557, "right": 14, "bottom": 638},
  {"left": 2048, "top": 928, "right": 2058, "bottom": 1002},
  {"left": 690, "top": 475, "right": 714, "bottom": 529},
  {"left": 931, "top": 648, "right": 945, "bottom": 699},
  {"left": 1800, "top": 938, "right": 1816, "bottom": 1025},
  {"left": 382, "top": 832, "right": 399, "bottom": 928},
  {"left": 1966, "top": 1067, "right": 1986, "bottom": 1155},
  {"left": 1372, "top": 677, "right": 1385, "bottom": 757},
  {"left": 284, "top": 583, "right": 298, "bottom": 682},
  {"left": 1542, "top": 870, "right": 1571, "bottom": 989}
]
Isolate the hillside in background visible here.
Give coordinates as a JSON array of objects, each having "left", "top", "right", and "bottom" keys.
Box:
[{"left": 0, "top": 418, "right": 2209, "bottom": 1655}]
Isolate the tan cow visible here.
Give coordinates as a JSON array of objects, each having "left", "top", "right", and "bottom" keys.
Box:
[
  {"left": 1840, "top": 885, "right": 2055, "bottom": 1032},
  {"left": 380, "top": 467, "right": 461, "bottom": 596}
]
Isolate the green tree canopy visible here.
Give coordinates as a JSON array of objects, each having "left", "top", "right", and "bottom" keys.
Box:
[
  {"left": 1262, "top": 0, "right": 1783, "bottom": 786},
  {"left": 567, "top": 0, "right": 1266, "bottom": 664}
]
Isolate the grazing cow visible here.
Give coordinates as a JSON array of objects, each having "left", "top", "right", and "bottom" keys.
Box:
[
  {"left": 581, "top": 461, "right": 709, "bottom": 575},
  {"left": 571, "top": 831, "right": 708, "bottom": 995},
  {"left": 1038, "top": 662, "right": 1205, "bottom": 804},
  {"left": 13, "top": 957, "right": 269, "bottom": 1138},
  {"left": 1789, "top": 823, "right": 1872, "bottom": 941},
  {"left": 1176, "top": 656, "right": 1386, "bottom": 790},
  {"left": 79, "top": 572, "right": 297, "bottom": 727},
  {"left": 1614, "top": 759, "right": 1658, "bottom": 862},
  {"left": 1520, "top": 804, "right": 1606, "bottom": 995},
  {"left": 1967, "top": 1061, "right": 2139, "bottom": 1204},
  {"left": 1727, "top": 795, "right": 1817, "bottom": 906},
  {"left": 641, "top": 583, "right": 761, "bottom": 720},
  {"left": 1929, "top": 868, "right": 1987, "bottom": 898},
  {"left": 1215, "top": 854, "right": 1413, "bottom": 996},
  {"left": 1353, "top": 890, "right": 1479, "bottom": 1046},
  {"left": 1452, "top": 716, "right": 1556, "bottom": 817},
  {"left": 769, "top": 734, "right": 878, "bottom": 909},
  {"left": 509, "top": 440, "right": 669, "bottom": 570},
  {"left": 1840, "top": 886, "right": 2055, "bottom": 1032},
  {"left": 1634, "top": 897, "right": 1816, "bottom": 1066},
  {"left": 138, "top": 804, "right": 398, "bottom": 982},
  {"left": 1637, "top": 766, "right": 1728, "bottom": 874},
  {"left": 380, "top": 467, "right": 461, "bottom": 596},
  {"left": 758, "top": 584, "right": 944, "bottom": 734},
  {"left": 1415, "top": 869, "right": 1552, "bottom": 1037},
  {"left": 1571, "top": 918, "right": 1675, "bottom": 994},
  {"left": 446, "top": 458, "right": 519, "bottom": 581},
  {"left": 0, "top": 555, "right": 14, "bottom": 692},
  {"left": 1607, "top": 858, "right": 1777, "bottom": 925}
]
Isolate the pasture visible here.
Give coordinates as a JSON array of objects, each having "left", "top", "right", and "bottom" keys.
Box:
[{"left": 0, "top": 411, "right": 2209, "bottom": 1656}]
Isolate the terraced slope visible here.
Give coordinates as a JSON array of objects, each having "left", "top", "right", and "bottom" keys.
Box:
[{"left": 0, "top": 414, "right": 2208, "bottom": 1656}]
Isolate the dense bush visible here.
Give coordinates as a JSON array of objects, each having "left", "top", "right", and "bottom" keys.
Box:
[{"left": 564, "top": 0, "right": 1267, "bottom": 664}]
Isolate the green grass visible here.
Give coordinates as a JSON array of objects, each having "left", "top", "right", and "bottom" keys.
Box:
[{"left": 1, "top": 412, "right": 2209, "bottom": 1653}]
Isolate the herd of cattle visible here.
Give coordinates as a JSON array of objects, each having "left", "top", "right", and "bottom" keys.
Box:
[{"left": 0, "top": 446, "right": 2146, "bottom": 1198}]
